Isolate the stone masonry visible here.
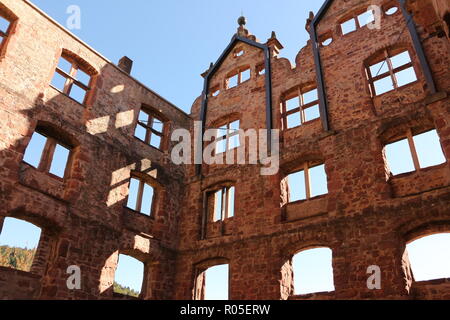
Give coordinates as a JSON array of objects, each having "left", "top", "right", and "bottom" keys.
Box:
[{"left": 0, "top": 0, "right": 449, "bottom": 300}]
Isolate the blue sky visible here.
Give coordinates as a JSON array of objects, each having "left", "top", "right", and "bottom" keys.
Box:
[{"left": 29, "top": 0, "right": 325, "bottom": 113}]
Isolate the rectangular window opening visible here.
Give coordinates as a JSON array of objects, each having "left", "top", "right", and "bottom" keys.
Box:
[
  {"left": 114, "top": 254, "right": 144, "bottom": 298},
  {"left": 212, "top": 186, "right": 235, "bottom": 221},
  {"left": 50, "top": 55, "right": 92, "bottom": 104},
  {"left": 0, "top": 217, "right": 42, "bottom": 273},
  {"left": 134, "top": 109, "right": 165, "bottom": 150},
  {"left": 23, "top": 132, "right": 48, "bottom": 168},
  {"left": 287, "top": 163, "right": 328, "bottom": 202}
]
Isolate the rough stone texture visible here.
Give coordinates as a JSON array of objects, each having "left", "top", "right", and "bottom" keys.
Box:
[{"left": 0, "top": 0, "right": 449, "bottom": 300}]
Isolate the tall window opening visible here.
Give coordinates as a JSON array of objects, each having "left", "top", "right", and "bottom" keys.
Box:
[
  {"left": 50, "top": 54, "right": 93, "bottom": 104},
  {"left": 126, "top": 177, "right": 155, "bottom": 216},
  {"left": 293, "top": 247, "right": 334, "bottom": 295},
  {"left": 113, "top": 254, "right": 144, "bottom": 298},
  {"left": 340, "top": 9, "right": 375, "bottom": 35}
]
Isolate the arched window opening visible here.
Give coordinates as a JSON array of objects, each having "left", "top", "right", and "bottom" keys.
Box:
[
  {"left": 293, "top": 247, "right": 334, "bottom": 295},
  {"left": 50, "top": 51, "right": 95, "bottom": 105},
  {"left": 406, "top": 233, "right": 450, "bottom": 281},
  {"left": 0, "top": 217, "right": 42, "bottom": 272},
  {"left": 113, "top": 254, "right": 145, "bottom": 298},
  {"left": 281, "top": 87, "right": 320, "bottom": 130}
]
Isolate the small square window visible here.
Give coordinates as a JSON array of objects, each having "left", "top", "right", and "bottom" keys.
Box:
[
  {"left": 134, "top": 109, "right": 165, "bottom": 150},
  {"left": 390, "top": 51, "right": 411, "bottom": 69},
  {"left": 395, "top": 67, "right": 417, "bottom": 87},
  {"left": 135, "top": 124, "right": 147, "bottom": 142},
  {"left": 152, "top": 120, "right": 164, "bottom": 133},
  {"left": 230, "top": 120, "right": 240, "bottom": 131},
  {"left": 76, "top": 69, "right": 91, "bottom": 87},
  {"left": 369, "top": 60, "right": 389, "bottom": 76}
]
